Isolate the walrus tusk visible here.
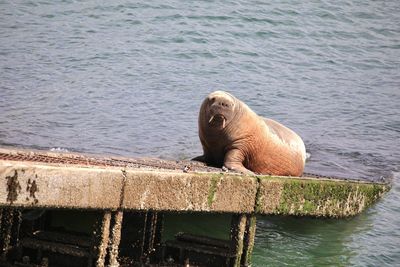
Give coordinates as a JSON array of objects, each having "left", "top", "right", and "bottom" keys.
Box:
[{"left": 209, "top": 115, "right": 226, "bottom": 127}]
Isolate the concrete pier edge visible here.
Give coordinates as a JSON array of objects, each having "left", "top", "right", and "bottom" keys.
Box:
[
  {"left": 0, "top": 160, "right": 390, "bottom": 217},
  {"left": 0, "top": 148, "right": 391, "bottom": 266}
]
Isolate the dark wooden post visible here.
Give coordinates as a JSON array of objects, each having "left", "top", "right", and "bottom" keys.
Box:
[
  {"left": 107, "top": 211, "right": 124, "bottom": 267},
  {"left": 92, "top": 211, "right": 111, "bottom": 267},
  {"left": 141, "top": 211, "right": 162, "bottom": 263},
  {"left": 241, "top": 214, "right": 257, "bottom": 266},
  {"left": 230, "top": 214, "right": 247, "bottom": 267},
  {"left": 0, "top": 208, "right": 15, "bottom": 261}
]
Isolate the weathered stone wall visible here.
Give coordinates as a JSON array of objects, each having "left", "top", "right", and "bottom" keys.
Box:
[{"left": 0, "top": 160, "right": 390, "bottom": 217}]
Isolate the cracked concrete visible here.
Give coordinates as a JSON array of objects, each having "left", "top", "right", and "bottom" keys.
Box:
[
  {"left": 0, "top": 150, "right": 391, "bottom": 217},
  {"left": 0, "top": 161, "right": 123, "bottom": 209}
]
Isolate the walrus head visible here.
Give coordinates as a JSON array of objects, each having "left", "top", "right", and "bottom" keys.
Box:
[{"left": 202, "top": 91, "right": 237, "bottom": 130}]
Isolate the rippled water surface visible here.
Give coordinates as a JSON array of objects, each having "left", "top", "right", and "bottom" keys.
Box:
[{"left": 1, "top": 0, "right": 399, "bottom": 266}]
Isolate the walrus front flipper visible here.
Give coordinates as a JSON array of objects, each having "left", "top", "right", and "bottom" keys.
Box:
[{"left": 223, "top": 149, "right": 254, "bottom": 175}]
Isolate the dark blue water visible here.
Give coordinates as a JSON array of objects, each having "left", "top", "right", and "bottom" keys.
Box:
[{"left": 1, "top": 1, "right": 399, "bottom": 266}]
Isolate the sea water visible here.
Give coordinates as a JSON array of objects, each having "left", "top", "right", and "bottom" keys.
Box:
[{"left": 1, "top": 1, "right": 399, "bottom": 266}]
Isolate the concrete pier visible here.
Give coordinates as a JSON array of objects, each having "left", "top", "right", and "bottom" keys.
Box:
[
  {"left": 0, "top": 148, "right": 390, "bottom": 266},
  {"left": 0, "top": 149, "right": 389, "bottom": 216}
]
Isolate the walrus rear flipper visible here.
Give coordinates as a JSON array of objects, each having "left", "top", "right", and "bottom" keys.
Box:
[{"left": 191, "top": 155, "right": 206, "bottom": 162}]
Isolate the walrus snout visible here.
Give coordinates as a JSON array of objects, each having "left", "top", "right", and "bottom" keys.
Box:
[
  {"left": 204, "top": 91, "right": 236, "bottom": 130},
  {"left": 207, "top": 100, "right": 232, "bottom": 129}
]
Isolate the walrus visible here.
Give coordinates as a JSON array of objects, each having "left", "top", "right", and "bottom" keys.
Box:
[{"left": 195, "top": 91, "right": 306, "bottom": 176}]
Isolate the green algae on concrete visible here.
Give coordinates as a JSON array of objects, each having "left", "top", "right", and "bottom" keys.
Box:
[
  {"left": 0, "top": 154, "right": 390, "bottom": 217},
  {"left": 0, "top": 148, "right": 392, "bottom": 267},
  {"left": 207, "top": 174, "right": 258, "bottom": 213},
  {"left": 241, "top": 214, "right": 257, "bottom": 266},
  {"left": 257, "top": 176, "right": 390, "bottom": 218},
  {"left": 207, "top": 174, "right": 221, "bottom": 207},
  {"left": 121, "top": 171, "right": 257, "bottom": 213}
]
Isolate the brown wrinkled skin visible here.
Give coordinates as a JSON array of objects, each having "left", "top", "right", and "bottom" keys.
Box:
[{"left": 197, "top": 91, "right": 306, "bottom": 176}]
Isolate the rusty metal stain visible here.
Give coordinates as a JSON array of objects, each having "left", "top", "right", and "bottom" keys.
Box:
[
  {"left": 5, "top": 170, "right": 22, "bottom": 204},
  {"left": 26, "top": 176, "right": 39, "bottom": 204}
]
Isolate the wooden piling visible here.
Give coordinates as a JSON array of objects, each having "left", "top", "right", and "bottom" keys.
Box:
[
  {"left": 93, "top": 211, "right": 111, "bottom": 267},
  {"left": 230, "top": 214, "right": 247, "bottom": 267},
  {"left": 141, "top": 211, "right": 160, "bottom": 261},
  {"left": 241, "top": 214, "right": 257, "bottom": 267},
  {"left": 0, "top": 208, "right": 15, "bottom": 261},
  {"left": 108, "top": 211, "right": 124, "bottom": 267}
]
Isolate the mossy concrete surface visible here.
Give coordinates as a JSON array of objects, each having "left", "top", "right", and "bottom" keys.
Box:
[
  {"left": 122, "top": 171, "right": 257, "bottom": 213},
  {"left": 257, "top": 176, "right": 390, "bottom": 218},
  {"left": 0, "top": 160, "right": 390, "bottom": 217}
]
